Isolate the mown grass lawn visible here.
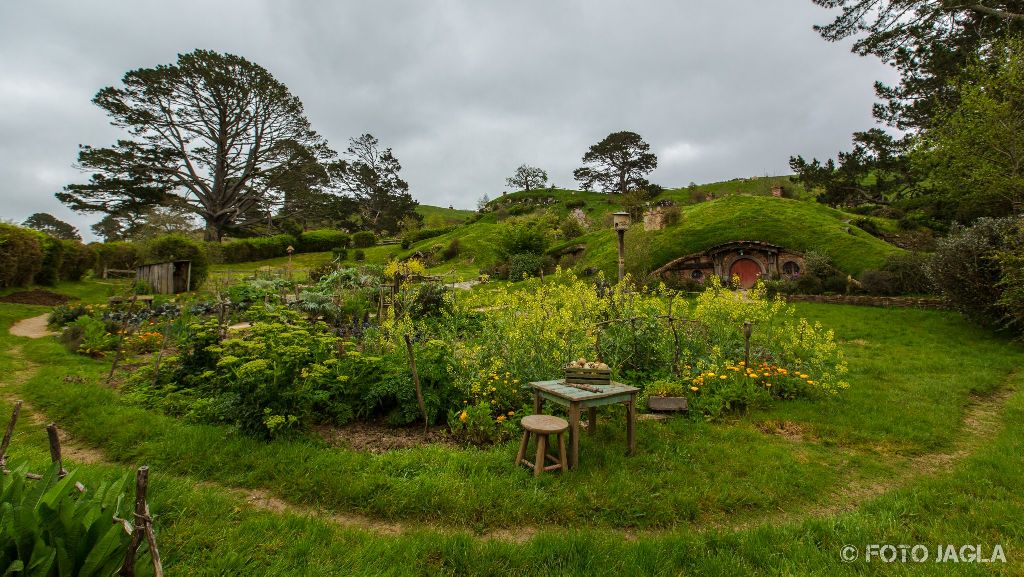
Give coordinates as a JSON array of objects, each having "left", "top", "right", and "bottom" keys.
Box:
[{"left": 0, "top": 284, "right": 1021, "bottom": 575}]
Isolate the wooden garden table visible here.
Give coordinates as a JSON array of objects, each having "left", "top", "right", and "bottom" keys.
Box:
[{"left": 527, "top": 379, "right": 640, "bottom": 470}]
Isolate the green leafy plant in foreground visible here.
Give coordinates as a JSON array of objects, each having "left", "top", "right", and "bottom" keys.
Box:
[{"left": 0, "top": 462, "right": 151, "bottom": 576}]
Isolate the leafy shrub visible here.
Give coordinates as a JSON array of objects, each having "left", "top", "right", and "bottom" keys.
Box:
[
  {"left": 928, "top": 217, "right": 1018, "bottom": 329},
  {"left": 466, "top": 271, "right": 848, "bottom": 405},
  {"left": 860, "top": 252, "right": 933, "bottom": 295},
  {"left": 307, "top": 262, "right": 337, "bottom": 283},
  {"left": 409, "top": 283, "right": 452, "bottom": 318},
  {"left": 0, "top": 462, "right": 154, "bottom": 576},
  {"left": 441, "top": 238, "right": 460, "bottom": 260},
  {"left": 498, "top": 222, "right": 550, "bottom": 257},
  {"left": 59, "top": 240, "right": 94, "bottom": 281},
  {"left": 560, "top": 217, "right": 584, "bottom": 240},
  {"left": 332, "top": 247, "right": 348, "bottom": 261},
  {"left": 598, "top": 282, "right": 674, "bottom": 381},
  {"left": 352, "top": 231, "right": 376, "bottom": 248},
  {"left": 853, "top": 217, "right": 882, "bottom": 237},
  {"left": 295, "top": 290, "right": 339, "bottom": 322},
  {"left": 859, "top": 270, "right": 900, "bottom": 296},
  {"left": 0, "top": 224, "right": 44, "bottom": 287},
  {"left": 48, "top": 303, "right": 90, "bottom": 327},
  {"left": 507, "top": 253, "right": 546, "bottom": 280},
  {"left": 564, "top": 199, "right": 586, "bottom": 210},
  {"left": 662, "top": 205, "right": 681, "bottom": 226},
  {"left": 796, "top": 250, "right": 848, "bottom": 294},
  {"left": 354, "top": 249, "right": 365, "bottom": 261},
  {"left": 60, "top": 315, "right": 117, "bottom": 357},
  {"left": 685, "top": 364, "right": 773, "bottom": 419},
  {"left": 143, "top": 311, "right": 353, "bottom": 437},
  {"left": 298, "top": 229, "right": 350, "bottom": 252},
  {"left": 219, "top": 234, "right": 295, "bottom": 263},
  {"left": 144, "top": 234, "right": 208, "bottom": 290},
  {"left": 996, "top": 219, "right": 1024, "bottom": 333},
  {"left": 227, "top": 278, "right": 290, "bottom": 308},
  {"left": 92, "top": 241, "right": 141, "bottom": 273},
  {"left": 448, "top": 402, "right": 519, "bottom": 445}
]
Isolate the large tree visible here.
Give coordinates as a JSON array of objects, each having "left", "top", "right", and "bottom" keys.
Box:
[
  {"left": 573, "top": 131, "right": 657, "bottom": 194},
  {"left": 335, "top": 134, "right": 419, "bottom": 234},
  {"left": 914, "top": 39, "right": 1024, "bottom": 213},
  {"left": 793, "top": 1, "right": 1024, "bottom": 211},
  {"left": 813, "top": 0, "right": 1024, "bottom": 131},
  {"left": 790, "top": 128, "right": 914, "bottom": 206},
  {"left": 506, "top": 164, "right": 548, "bottom": 192},
  {"left": 58, "top": 49, "right": 336, "bottom": 241},
  {"left": 22, "top": 213, "right": 80, "bottom": 240}
]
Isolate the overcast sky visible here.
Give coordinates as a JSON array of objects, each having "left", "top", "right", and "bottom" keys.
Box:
[{"left": 0, "top": 1, "right": 895, "bottom": 240}]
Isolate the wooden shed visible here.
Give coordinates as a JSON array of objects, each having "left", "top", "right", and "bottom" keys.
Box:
[{"left": 137, "top": 261, "right": 192, "bottom": 294}]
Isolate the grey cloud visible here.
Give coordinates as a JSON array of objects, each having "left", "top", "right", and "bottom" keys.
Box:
[{"left": 0, "top": 0, "right": 896, "bottom": 240}]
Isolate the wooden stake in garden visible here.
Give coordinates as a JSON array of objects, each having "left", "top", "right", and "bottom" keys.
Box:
[
  {"left": 107, "top": 286, "right": 141, "bottom": 383},
  {"left": 46, "top": 423, "right": 66, "bottom": 478},
  {"left": 119, "top": 465, "right": 163, "bottom": 577},
  {"left": 151, "top": 314, "right": 175, "bottom": 390},
  {"left": 742, "top": 320, "right": 753, "bottom": 368},
  {"left": 0, "top": 401, "right": 22, "bottom": 471},
  {"left": 403, "top": 334, "right": 429, "bottom": 434}
]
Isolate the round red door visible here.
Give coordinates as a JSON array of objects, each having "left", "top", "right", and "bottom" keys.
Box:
[{"left": 729, "top": 258, "right": 761, "bottom": 288}]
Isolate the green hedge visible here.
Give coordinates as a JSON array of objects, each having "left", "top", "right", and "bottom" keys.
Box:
[
  {"left": 219, "top": 234, "right": 296, "bottom": 263},
  {"left": 59, "top": 240, "right": 95, "bottom": 282},
  {"left": 352, "top": 231, "right": 376, "bottom": 248},
  {"left": 92, "top": 241, "right": 141, "bottom": 273},
  {"left": 0, "top": 223, "right": 44, "bottom": 287},
  {"left": 406, "top": 226, "right": 457, "bottom": 244},
  {"left": 34, "top": 235, "right": 65, "bottom": 286},
  {"left": 298, "top": 229, "right": 350, "bottom": 252}
]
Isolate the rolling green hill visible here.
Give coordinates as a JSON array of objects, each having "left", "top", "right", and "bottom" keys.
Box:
[
  {"left": 415, "top": 204, "right": 475, "bottom": 228},
  {"left": 406, "top": 178, "right": 901, "bottom": 278}
]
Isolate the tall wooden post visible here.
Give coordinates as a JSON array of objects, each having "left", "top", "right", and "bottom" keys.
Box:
[
  {"left": 403, "top": 334, "right": 429, "bottom": 434},
  {"left": 612, "top": 212, "right": 630, "bottom": 283},
  {"left": 742, "top": 320, "right": 753, "bottom": 368},
  {"left": 0, "top": 401, "right": 22, "bottom": 470},
  {"left": 46, "top": 423, "right": 66, "bottom": 478},
  {"left": 617, "top": 228, "right": 626, "bottom": 283}
]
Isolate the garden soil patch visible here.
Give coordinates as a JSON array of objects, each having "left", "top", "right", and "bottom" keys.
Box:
[
  {"left": 0, "top": 290, "right": 71, "bottom": 306},
  {"left": 315, "top": 420, "right": 456, "bottom": 453}
]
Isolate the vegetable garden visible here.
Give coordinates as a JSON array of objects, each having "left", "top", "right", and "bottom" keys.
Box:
[{"left": 1, "top": 265, "right": 1021, "bottom": 575}]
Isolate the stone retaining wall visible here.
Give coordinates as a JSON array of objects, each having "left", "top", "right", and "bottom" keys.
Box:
[{"left": 785, "top": 294, "right": 948, "bottom": 309}]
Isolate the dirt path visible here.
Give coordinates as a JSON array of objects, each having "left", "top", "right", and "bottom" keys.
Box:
[
  {"left": 1, "top": 314, "right": 1017, "bottom": 543},
  {"left": 0, "top": 346, "right": 106, "bottom": 465},
  {"left": 9, "top": 314, "right": 56, "bottom": 339}
]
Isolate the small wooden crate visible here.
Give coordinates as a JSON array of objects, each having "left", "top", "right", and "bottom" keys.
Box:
[{"left": 564, "top": 367, "right": 611, "bottom": 386}]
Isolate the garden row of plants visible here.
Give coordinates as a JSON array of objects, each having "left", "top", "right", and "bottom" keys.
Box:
[{"left": 47, "top": 263, "right": 848, "bottom": 444}]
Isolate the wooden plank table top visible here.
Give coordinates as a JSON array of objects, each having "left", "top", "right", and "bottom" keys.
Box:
[{"left": 528, "top": 379, "right": 640, "bottom": 470}]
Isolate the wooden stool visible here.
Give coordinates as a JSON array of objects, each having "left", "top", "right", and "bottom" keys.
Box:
[{"left": 515, "top": 415, "right": 569, "bottom": 476}]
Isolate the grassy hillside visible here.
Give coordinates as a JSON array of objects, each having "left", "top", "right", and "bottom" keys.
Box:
[
  {"left": 207, "top": 177, "right": 899, "bottom": 280},
  {"left": 568, "top": 195, "right": 901, "bottom": 277},
  {"left": 406, "top": 179, "right": 900, "bottom": 277},
  {"left": 415, "top": 204, "right": 475, "bottom": 228}
]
